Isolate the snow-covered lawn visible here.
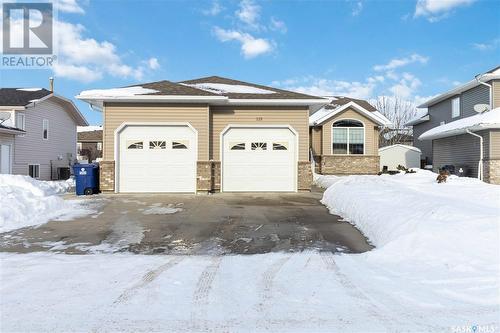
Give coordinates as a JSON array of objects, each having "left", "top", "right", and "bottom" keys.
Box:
[
  {"left": 0, "top": 175, "right": 95, "bottom": 233},
  {"left": 1, "top": 170, "right": 499, "bottom": 332}
]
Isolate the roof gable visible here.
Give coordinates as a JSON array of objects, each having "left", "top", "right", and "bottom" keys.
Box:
[{"left": 310, "top": 100, "right": 391, "bottom": 127}]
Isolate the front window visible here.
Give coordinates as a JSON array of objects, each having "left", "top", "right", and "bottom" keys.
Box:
[
  {"left": 332, "top": 120, "right": 364, "bottom": 155},
  {"left": 451, "top": 97, "right": 460, "bottom": 118},
  {"left": 96, "top": 142, "right": 102, "bottom": 151}
]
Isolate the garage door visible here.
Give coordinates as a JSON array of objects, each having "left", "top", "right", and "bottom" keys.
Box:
[
  {"left": 118, "top": 125, "right": 197, "bottom": 193},
  {"left": 222, "top": 127, "right": 296, "bottom": 192}
]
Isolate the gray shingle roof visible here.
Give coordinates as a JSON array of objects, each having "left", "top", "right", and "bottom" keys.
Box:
[
  {"left": 0, "top": 88, "right": 52, "bottom": 106},
  {"left": 179, "top": 76, "right": 321, "bottom": 100},
  {"left": 325, "top": 96, "right": 377, "bottom": 112},
  {"left": 128, "top": 80, "right": 220, "bottom": 96}
]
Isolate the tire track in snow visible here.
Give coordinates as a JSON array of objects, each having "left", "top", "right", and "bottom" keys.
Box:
[
  {"left": 190, "top": 256, "right": 223, "bottom": 330},
  {"left": 320, "top": 251, "right": 402, "bottom": 332},
  {"left": 256, "top": 254, "right": 293, "bottom": 314},
  {"left": 114, "top": 256, "right": 184, "bottom": 304}
]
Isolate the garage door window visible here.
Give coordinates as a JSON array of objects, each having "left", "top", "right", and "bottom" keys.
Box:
[
  {"left": 230, "top": 143, "right": 246, "bottom": 150},
  {"left": 251, "top": 142, "right": 267, "bottom": 151},
  {"left": 172, "top": 141, "right": 188, "bottom": 149},
  {"left": 273, "top": 142, "right": 288, "bottom": 150},
  {"left": 127, "top": 141, "right": 143, "bottom": 149},
  {"left": 149, "top": 141, "right": 166, "bottom": 149}
]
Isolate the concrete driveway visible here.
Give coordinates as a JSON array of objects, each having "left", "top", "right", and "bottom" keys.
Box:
[{"left": 0, "top": 188, "right": 372, "bottom": 255}]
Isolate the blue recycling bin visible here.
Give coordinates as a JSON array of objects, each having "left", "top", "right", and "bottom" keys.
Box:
[{"left": 73, "top": 163, "right": 99, "bottom": 195}]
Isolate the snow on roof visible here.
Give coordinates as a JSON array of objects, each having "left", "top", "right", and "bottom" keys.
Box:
[
  {"left": 419, "top": 107, "right": 500, "bottom": 140},
  {"left": 378, "top": 144, "right": 421, "bottom": 153},
  {"left": 78, "top": 86, "right": 159, "bottom": 98},
  {"left": 77, "top": 125, "right": 102, "bottom": 133},
  {"left": 181, "top": 83, "right": 276, "bottom": 95},
  {"left": 405, "top": 108, "right": 429, "bottom": 126},
  {"left": 310, "top": 101, "right": 391, "bottom": 127},
  {"left": 16, "top": 88, "right": 42, "bottom": 92}
]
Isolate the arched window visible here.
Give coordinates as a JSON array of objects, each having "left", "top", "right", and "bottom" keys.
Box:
[{"left": 332, "top": 120, "right": 364, "bottom": 155}]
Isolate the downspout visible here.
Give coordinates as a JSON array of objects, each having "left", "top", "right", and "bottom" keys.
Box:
[{"left": 466, "top": 130, "right": 483, "bottom": 181}]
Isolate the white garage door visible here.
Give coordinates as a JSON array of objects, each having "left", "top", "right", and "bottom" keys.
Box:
[
  {"left": 222, "top": 127, "right": 296, "bottom": 192},
  {"left": 118, "top": 125, "right": 197, "bottom": 193}
]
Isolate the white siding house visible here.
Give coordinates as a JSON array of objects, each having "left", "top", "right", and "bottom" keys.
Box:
[
  {"left": 0, "top": 88, "right": 88, "bottom": 180},
  {"left": 379, "top": 144, "right": 421, "bottom": 171}
]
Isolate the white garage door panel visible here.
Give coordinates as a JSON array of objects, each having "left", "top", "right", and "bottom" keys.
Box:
[
  {"left": 118, "top": 125, "right": 196, "bottom": 193},
  {"left": 222, "top": 127, "right": 296, "bottom": 192}
]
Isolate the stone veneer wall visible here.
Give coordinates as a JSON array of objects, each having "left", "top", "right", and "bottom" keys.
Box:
[
  {"left": 297, "top": 161, "right": 312, "bottom": 191},
  {"left": 196, "top": 161, "right": 221, "bottom": 193},
  {"left": 318, "top": 155, "right": 379, "bottom": 175},
  {"left": 484, "top": 159, "right": 500, "bottom": 185},
  {"left": 99, "top": 161, "right": 115, "bottom": 191}
]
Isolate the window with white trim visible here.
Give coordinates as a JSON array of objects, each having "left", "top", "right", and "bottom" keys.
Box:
[
  {"left": 273, "top": 142, "right": 288, "bottom": 150},
  {"left": 28, "top": 164, "right": 40, "bottom": 178},
  {"left": 15, "top": 113, "right": 25, "bottom": 136},
  {"left": 42, "top": 119, "right": 49, "bottom": 140},
  {"left": 230, "top": 142, "right": 246, "bottom": 150},
  {"left": 332, "top": 120, "right": 364, "bottom": 155},
  {"left": 96, "top": 142, "right": 102, "bottom": 151},
  {"left": 77, "top": 142, "right": 82, "bottom": 152},
  {"left": 149, "top": 141, "right": 166, "bottom": 149},
  {"left": 127, "top": 141, "right": 143, "bottom": 149},
  {"left": 251, "top": 142, "right": 267, "bottom": 151},
  {"left": 451, "top": 97, "right": 460, "bottom": 118},
  {"left": 172, "top": 141, "right": 189, "bottom": 149}
]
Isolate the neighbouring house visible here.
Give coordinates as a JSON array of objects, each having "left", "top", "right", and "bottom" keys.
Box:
[
  {"left": 379, "top": 144, "right": 421, "bottom": 171},
  {"left": 309, "top": 97, "right": 391, "bottom": 175},
  {"left": 0, "top": 86, "right": 88, "bottom": 180},
  {"left": 76, "top": 76, "right": 328, "bottom": 193},
  {"left": 77, "top": 126, "right": 103, "bottom": 163},
  {"left": 408, "top": 66, "right": 500, "bottom": 183}
]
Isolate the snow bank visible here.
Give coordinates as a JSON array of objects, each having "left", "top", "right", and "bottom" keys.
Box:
[
  {"left": 78, "top": 86, "right": 159, "bottom": 98},
  {"left": 320, "top": 170, "right": 500, "bottom": 269},
  {"left": 419, "top": 107, "right": 500, "bottom": 140},
  {"left": 0, "top": 175, "right": 91, "bottom": 233},
  {"left": 182, "top": 83, "right": 276, "bottom": 95}
]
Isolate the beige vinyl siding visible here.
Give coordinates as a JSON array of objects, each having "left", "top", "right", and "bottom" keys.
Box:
[
  {"left": 490, "top": 130, "right": 500, "bottom": 159},
  {"left": 11, "top": 98, "right": 77, "bottom": 180},
  {"left": 210, "top": 106, "right": 310, "bottom": 161},
  {"left": 310, "top": 126, "right": 322, "bottom": 156},
  {"left": 321, "top": 108, "right": 378, "bottom": 155},
  {"left": 492, "top": 80, "right": 500, "bottom": 109},
  {"left": 103, "top": 103, "right": 209, "bottom": 161}
]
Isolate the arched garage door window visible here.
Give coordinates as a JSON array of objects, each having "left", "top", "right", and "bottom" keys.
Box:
[{"left": 332, "top": 120, "right": 364, "bottom": 155}]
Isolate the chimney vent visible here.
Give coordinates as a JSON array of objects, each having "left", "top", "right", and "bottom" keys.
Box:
[{"left": 49, "top": 77, "right": 54, "bottom": 92}]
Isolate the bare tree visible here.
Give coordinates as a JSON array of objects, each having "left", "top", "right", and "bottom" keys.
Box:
[{"left": 371, "top": 96, "right": 418, "bottom": 147}]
